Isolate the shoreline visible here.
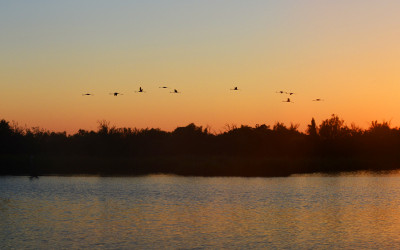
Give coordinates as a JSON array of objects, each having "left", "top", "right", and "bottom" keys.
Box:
[{"left": 2, "top": 154, "right": 399, "bottom": 177}]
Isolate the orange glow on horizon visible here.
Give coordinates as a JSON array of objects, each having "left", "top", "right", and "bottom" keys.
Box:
[{"left": 1, "top": 1, "right": 400, "bottom": 133}]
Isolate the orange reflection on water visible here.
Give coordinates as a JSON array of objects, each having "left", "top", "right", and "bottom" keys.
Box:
[{"left": 2, "top": 175, "right": 400, "bottom": 248}]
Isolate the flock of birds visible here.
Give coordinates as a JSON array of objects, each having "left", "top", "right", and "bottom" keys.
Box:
[
  {"left": 82, "top": 86, "right": 324, "bottom": 102},
  {"left": 274, "top": 90, "right": 324, "bottom": 103},
  {"left": 82, "top": 86, "right": 180, "bottom": 97}
]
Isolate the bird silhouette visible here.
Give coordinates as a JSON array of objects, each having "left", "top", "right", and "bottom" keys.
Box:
[
  {"left": 135, "top": 87, "right": 145, "bottom": 93},
  {"left": 171, "top": 89, "right": 180, "bottom": 93},
  {"left": 276, "top": 91, "right": 285, "bottom": 94},
  {"left": 82, "top": 93, "right": 93, "bottom": 96},
  {"left": 312, "top": 98, "right": 324, "bottom": 101},
  {"left": 159, "top": 86, "right": 168, "bottom": 89},
  {"left": 110, "top": 92, "right": 123, "bottom": 96},
  {"left": 283, "top": 98, "right": 294, "bottom": 103},
  {"left": 230, "top": 87, "right": 239, "bottom": 91},
  {"left": 287, "top": 92, "right": 295, "bottom": 95}
]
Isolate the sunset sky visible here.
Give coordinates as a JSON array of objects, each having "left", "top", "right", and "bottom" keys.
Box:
[{"left": 1, "top": 1, "right": 400, "bottom": 133}]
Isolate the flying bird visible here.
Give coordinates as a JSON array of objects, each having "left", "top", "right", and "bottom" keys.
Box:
[
  {"left": 135, "top": 87, "right": 145, "bottom": 93},
  {"left": 171, "top": 89, "right": 180, "bottom": 93},
  {"left": 312, "top": 99, "right": 324, "bottom": 101},
  {"left": 82, "top": 93, "right": 93, "bottom": 96},
  {"left": 230, "top": 87, "right": 239, "bottom": 91},
  {"left": 159, "top": 86, "right": 168, "bottom": 89},
  {"left": 110, "top": 92, "right": 123, "bottom": 96},
  {"left": 276, "top": 91, "right": 285, "bottom": 94},
  {"left": 287, "top": 92, "right": 295, "bottom": 95},
  {"left": 283, "top": 98, "right": 294, "bottom": 103}
]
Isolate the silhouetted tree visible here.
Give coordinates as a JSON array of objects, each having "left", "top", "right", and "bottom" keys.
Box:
[
  {"left": 0, "top": 119, "right": 12, "bottom": 135},
  {"left": 368, "top": 120, "right": 391, "bottom": 137},
  {"left": 307, "top": 118, "right": 318, "bottom": 138},
  {"left": 318, "top": 114, "right": 348, "bottom": 140}
]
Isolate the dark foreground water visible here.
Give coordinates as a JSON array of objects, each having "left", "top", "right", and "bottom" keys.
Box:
[{"left": 1, "top": 173, "right": 400, "bottom": 249}]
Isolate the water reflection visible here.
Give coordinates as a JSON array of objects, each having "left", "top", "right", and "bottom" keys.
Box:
[{"left": 1, "top": 175, "right": 400, "bottom": 248}]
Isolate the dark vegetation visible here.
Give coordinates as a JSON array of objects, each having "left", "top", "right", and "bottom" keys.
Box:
[{"left": 1, "top": 114, "right": 400, "bottom": 177}]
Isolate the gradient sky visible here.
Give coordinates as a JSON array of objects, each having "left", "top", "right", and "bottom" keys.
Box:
[{"left": 1, "top": 1, "right": 400, "bottom": 133}]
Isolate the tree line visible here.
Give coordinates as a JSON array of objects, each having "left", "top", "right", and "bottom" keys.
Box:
[{"left": 1, "top": 114, "right": 399, "bottom": 176}]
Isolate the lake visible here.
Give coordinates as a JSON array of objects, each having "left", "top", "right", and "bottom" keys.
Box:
[{"left": 1, "top": 173, "right": 400, "bottom": 248}]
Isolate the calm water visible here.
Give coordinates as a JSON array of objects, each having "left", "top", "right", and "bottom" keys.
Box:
[{"left": 1, "top": 174, "right": 400, "bottom": 249}]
